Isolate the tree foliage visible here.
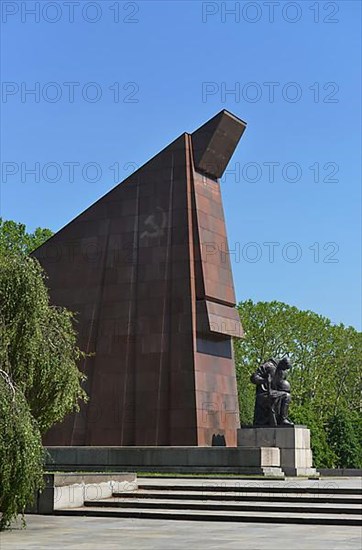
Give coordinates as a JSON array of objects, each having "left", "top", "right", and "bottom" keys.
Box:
[
  {"left": 0, "top": 221, "right": 86, "bottom": 529},
  {"left": 235, "top": 300, "right": 362, "bottom": 468},
  {"left": 0, "top": 254, "right": 87, "bottom": 433},
  {"left": 327, "top": 409, "right": 362, "bottom": 468},
  {"left": 0, "top": 218, "right": 53, "bottom": 256},
  {"left": 0, "top": 367, "right": 44, "bottom": 530}
]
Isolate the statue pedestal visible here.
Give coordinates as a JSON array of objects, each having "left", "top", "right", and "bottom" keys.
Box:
[{"left": 237, "top": 425, "right": 319, "bottom": 477}]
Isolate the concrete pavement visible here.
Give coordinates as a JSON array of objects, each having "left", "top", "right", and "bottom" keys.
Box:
[{"left": 1, "top": 514, "right": 361, "bottom": 550}]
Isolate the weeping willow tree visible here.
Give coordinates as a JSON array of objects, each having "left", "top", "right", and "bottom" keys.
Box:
[
  {"left": 235, "top": 300, "right": 362, "bottom": 468},
  {"left": 0, "top": 251, "right": 87, "bottom": 529},
  {"left": 0, "top": 365, "right": 43, "bottom": 530}
]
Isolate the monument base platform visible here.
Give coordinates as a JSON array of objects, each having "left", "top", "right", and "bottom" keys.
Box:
[
  {"left": 237, "top": 425, "right": 319, "bottom": 477},
  {"left": 45, "top": 446, "right": 284, "bottom": 477}
]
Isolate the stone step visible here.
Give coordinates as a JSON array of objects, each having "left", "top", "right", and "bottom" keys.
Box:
[
  {"left": 54, "top": 506, "right": 362, "bottom": 526},
  {"left": 137, "top": 483, "right": 362, "bottom": 495},
  {"left": 83, "top": 497, "right": 362, "bottom": 515},
  {"left": 113, "top": 490, "right": 362, "bottom": 504}
]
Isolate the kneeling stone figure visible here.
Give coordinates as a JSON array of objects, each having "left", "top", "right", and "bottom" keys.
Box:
[{"left": 251, "top": 357, "right": 294, "bottom": 427}]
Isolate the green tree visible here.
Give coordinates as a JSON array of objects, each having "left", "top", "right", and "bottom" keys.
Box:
[
  {"left": 0, "top": 367, "right": 44, "bottom": 530},
  {"left": 0, "top": 251, "right": 86, "bottom": 529},
  {"left": 0, "top": 218, "right": 53, "bottom": 256},
  {"left": 327, "top": 409, "right": 362, "bottom": 468},
  {"left": 235, "top": 300, "right": 362, "bottom": 467}
]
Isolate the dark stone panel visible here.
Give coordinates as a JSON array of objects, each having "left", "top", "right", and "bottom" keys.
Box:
[
  {"left": 192, "top": 110, "right": 247, "bottom": 179},
  {"left": 196, "top": 336, "right": 233, "bottom": 358}
]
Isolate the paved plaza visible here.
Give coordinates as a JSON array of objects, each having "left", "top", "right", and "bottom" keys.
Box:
[{"left": 1, "top": 514, "right": 361, "bottom": 550}]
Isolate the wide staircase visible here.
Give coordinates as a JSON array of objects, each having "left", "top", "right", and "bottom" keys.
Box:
[{"left": 54, "top": 477, "right": 362, "bottom": 526}]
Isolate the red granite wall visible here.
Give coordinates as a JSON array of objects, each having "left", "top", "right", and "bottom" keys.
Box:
[{"left": 33, "top": 111, "right": 246, "bottom": 446}]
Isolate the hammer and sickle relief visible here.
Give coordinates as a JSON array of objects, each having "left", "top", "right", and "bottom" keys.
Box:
[{"left": 140, "top": 206, "right": 167, "bottom": 239}]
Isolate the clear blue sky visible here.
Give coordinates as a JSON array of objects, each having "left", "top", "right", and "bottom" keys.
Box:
[{"left": 1, "top": 1, "right": 361, "bottom": 329}]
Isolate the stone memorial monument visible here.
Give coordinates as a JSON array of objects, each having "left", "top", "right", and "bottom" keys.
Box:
[
  {"left": 33, "top": 110, "right": 246, "bottom": 448},
  {"left": 33, "top": 110, "right": 315, "bottom": 476}
]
